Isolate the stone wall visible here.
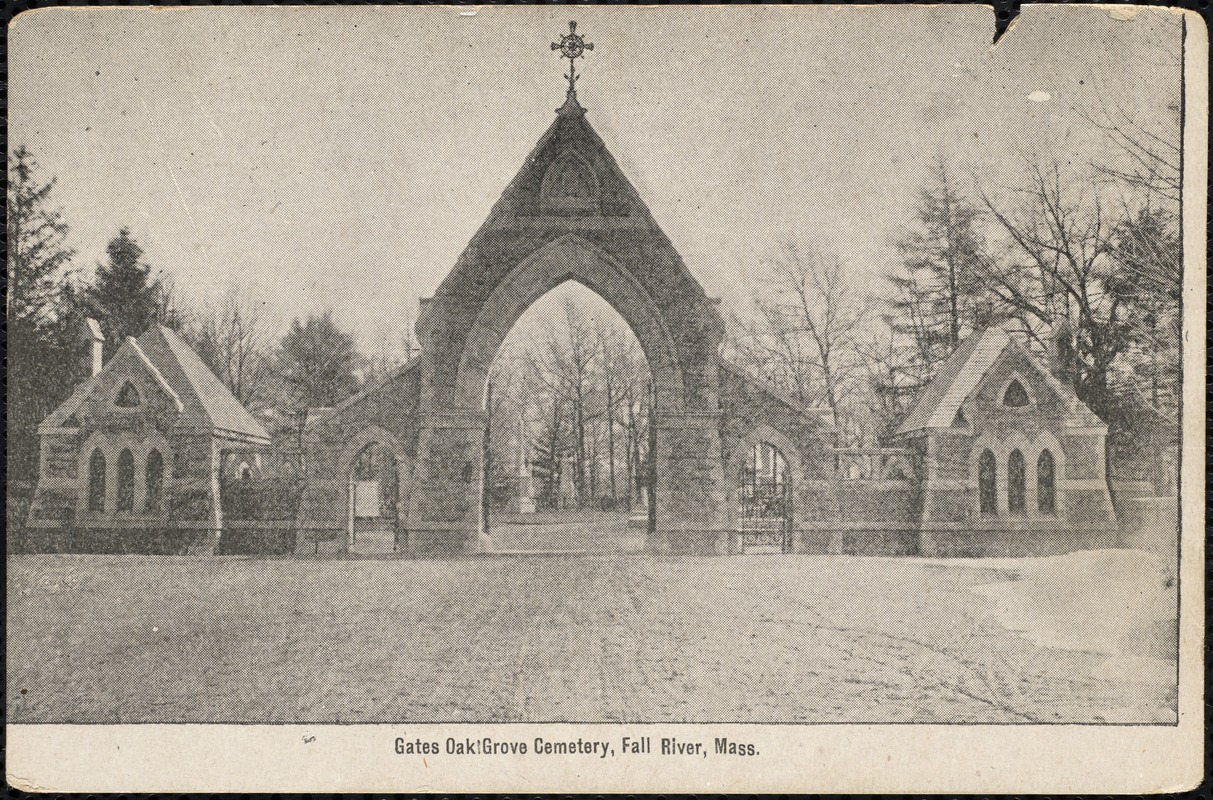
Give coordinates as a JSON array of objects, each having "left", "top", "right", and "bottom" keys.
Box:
[
  {"left": 25, "top": 425, "right": 221, "bottom": 555},
  {"left": 787, "top": 478, "right": 919, "bottom": 556},
  {"left": 1112, "top": 482, "right": 1178, "bottom": 573},
  {"left": 917, "top": 430, "right": 972, "bottom": 529},
  {"left": 26, "top": 431, "right": 82, "bottom": 544}
]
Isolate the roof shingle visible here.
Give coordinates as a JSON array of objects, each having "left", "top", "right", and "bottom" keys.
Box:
[
  {"left": 894, "top": 326, "right": 1012, "bottom": 436},
  {"left": 137, "top": 325, "right": 271, "bottom": 441},
  {"left": 39, "top": 324, "right": 270, "bottom": 443}
]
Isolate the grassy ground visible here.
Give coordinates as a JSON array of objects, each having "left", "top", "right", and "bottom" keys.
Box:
[{"left": 6, "top": 548, "right": 1176, "bottom": 724}]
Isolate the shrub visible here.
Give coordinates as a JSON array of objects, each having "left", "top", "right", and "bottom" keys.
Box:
[{"left": 219, "top": 475, "right": 303, "bottom": 521}]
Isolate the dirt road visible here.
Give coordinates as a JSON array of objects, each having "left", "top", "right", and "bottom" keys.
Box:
[{"left": 6, "top": 550, "right": 1176, "bottom": 723}]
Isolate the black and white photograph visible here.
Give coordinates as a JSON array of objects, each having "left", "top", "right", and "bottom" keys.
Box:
[{"left": 5, "top": 4, "right": 1204, "bottom": 793}]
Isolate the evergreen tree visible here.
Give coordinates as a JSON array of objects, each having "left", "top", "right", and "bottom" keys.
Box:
[
  {"left": 274, "top": 311, "right": 364, "bottom": 409},
  {"left": 84, "top": 227, "right": 163, "bottom": 354},
  {"left": 1105, "top": 207, "right": 1182, "bottom": 414},
  {"left": 8, "top": 146, "right": 74, "bottom": 329},
  {"left": 6, "top": 146, "right": 79, "bottom": 496},
  {"left": 889, "top": 160, "right": 991, "bottom": 385}
]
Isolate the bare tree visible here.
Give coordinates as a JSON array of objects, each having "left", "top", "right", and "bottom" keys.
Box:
[
  {"left": 976, "top": 161, "right": 1128, "bottom": 417},
  {"left": 528, "top": 298, "right": 603, "bottom": 504},
  {"left": 740, "top": 242, "right": 872, "bottom": 437},
  {"left": 1084, "top": 82, "right": 1182, "bottom": 417},
  {"left": 1085, "top": 97, "right": 1182, "bottom": 208},
  {"left": 1105, "top": 207, "right": 1182, "bottom": 413},
  {"left": 853, "top": 326, "right": 921, "bottom": 442},
  {"left": 180, "top": 283, "right": 277, "bottom": 410},
  {"left": 595, "top": 319, "right": 650, "bottom": 506}
]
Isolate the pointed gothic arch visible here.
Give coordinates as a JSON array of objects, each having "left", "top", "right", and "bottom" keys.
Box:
[
  {"left": 453, "top": 234, "right": 687, "bottom": 413},
  {"left": 145, "top": 449, "right": 165, "bottom": 513},
  {"left": 380, "top": 92, "right": 731, "bottom": 555},
  {"left": 1037, "top": 449, "right": 1057, "bottom": 515},
  {"left": 114, "top": 380, "right": 142, "bottom": 408},
  {"left": 115, "top": 449, "right": 136, "bottom": 512},
  {"left": 1002, "top": 379, "right": 1030, "bottom": 407},
  {"left": 87, "top": 447, "right": 107, "bottom": 513},
  {"left": 977, "top": 448, "right": 998, "bottom": 516},
  {"left": 1007, "top": 448, "right": 1026, "bottom": 514}
]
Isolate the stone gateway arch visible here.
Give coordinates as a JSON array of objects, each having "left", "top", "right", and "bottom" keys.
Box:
[
  {"left": 27, "top": 26, "right": 1123, "bottom": 560},
  {"left": 296, "top": 87, "right": 835, "bottom": 556}
]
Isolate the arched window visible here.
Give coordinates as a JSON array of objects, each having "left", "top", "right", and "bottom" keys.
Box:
[
  {"left": 1007, "top": 449, "right": 1026, "bottom": 514},
  {"left": 1037, "top": 449, "right": 1056, "bottom": 515},
  {"left": 145, "top": 450, "right": 165, "bottom": 513},
  {"left": 115, "top": 381, "right": 141, "bottom": 407},
  {"left": 1003, "top": 379, "right": 1030, "bottom": 407},
  {"left": 88, "top": 449, "right": 107, "bottom": 512},
  {"left": 116, "top": 449, "right": 136, "bottom": 512},
  {"left": 978, "top": 449, "right": 997, "bottom": 515}
]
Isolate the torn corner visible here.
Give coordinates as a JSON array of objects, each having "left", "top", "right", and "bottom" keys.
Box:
[
  {"left": 991, "top": 5, "right": 1020, "bottom": 47},
  {"left": 7, "top": 773, "right": 50, "bottom": 794}
]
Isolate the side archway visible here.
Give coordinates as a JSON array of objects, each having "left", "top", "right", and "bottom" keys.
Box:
[
  {"left": 726, "top": 423, "right": 806, "bottom": 554},
  {"left": 337, "top": 426, "right": 410, "bottom": 551}
]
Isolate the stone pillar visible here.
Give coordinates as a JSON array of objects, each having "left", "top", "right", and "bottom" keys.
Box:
[
  {"left": 405, "top": 410, "right": 489, "bottom": 556},
  {"left": 650, "top": 412, "right": 729, "bottom": 555},
  {"left": 1060, "top": 427, "right": 1117, "bottom": 528},
  {"left": 166, "top": 431, "right": 223, "bottom": 554}
]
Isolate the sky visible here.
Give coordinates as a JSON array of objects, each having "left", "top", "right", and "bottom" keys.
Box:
[{"left": 9, "top": 5, "right": 1187, "bottom": 352}]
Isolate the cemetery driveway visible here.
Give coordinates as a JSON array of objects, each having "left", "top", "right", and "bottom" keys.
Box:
[{"left": 7, "top": 549, "right": 1176, "bottom": 724}]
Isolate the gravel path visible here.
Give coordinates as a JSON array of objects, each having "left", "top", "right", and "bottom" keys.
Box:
[{"left": 6, "top": 551, "right": 1176, "bottom": 724}]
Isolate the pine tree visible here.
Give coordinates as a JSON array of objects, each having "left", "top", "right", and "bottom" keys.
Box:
[
  {"left": 6, "top": 146, "right": 78, "bottom": 496},
  {"left": 889, "top": 160, "right": 991, "bottom": 385},
  {"left": 84, "top": 227, "right": 163, "bottom": 354},
  {"left": 8, "top": 146, "right": 74, "bottom": 329}
]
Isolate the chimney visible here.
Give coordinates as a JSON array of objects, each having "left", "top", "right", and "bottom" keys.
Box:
[
  {"left": 1047, "top": 318, "right": 1075, "bottom": 385},
  {"left": 82, "top": 317, "right": 105, "bottom": 377}
]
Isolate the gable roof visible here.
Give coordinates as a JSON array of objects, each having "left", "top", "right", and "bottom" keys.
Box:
[
  {"left": 137, "top": 325, "right": 270, "bottom": 442},
  {"left": 432, "top": 91, "right": 715, "bottom": 312},
  {"left": 894, "top": 325, "right": 1074, "bottom": 437},
  {"left": 717, "top": 358, "right": 835, "bottom": 429},
  {"left": 40, "top": 324, "right": 270, "bottom": 443},
  {"left": 40, "top": 336, "right": 180, "bottom": 431},
  {"left": 895, "top": 327, "right": 1009, "bottom": 436}
]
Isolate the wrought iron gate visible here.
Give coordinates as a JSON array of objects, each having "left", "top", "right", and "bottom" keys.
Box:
[{"left": 739, "top": 442, "right": 792, "bottom": 554}]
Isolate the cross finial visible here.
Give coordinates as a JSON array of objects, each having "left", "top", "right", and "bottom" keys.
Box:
[{"left": 551, "top": 20, "right": 593, "bottom": 100}]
